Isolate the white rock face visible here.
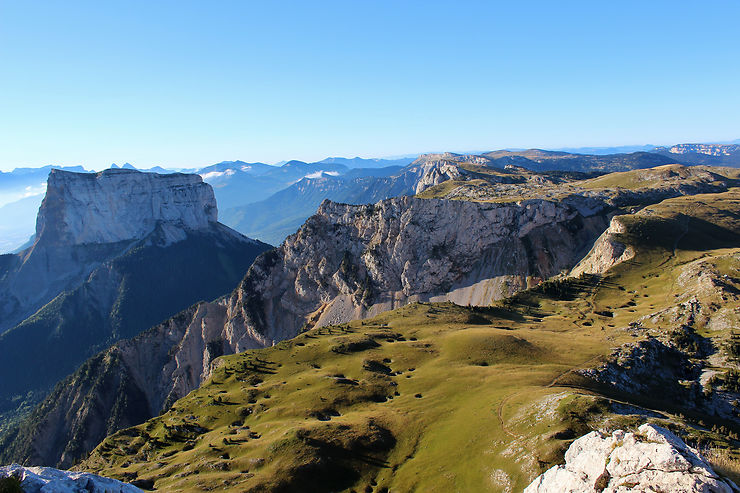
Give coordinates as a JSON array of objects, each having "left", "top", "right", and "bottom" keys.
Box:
[
  {"left": 0, "top": 463, "right": 142, "bottom": 492},
  {"left": 229, "top": 196, "right": 607, "bottom": 346},
  {"left": 37, "top": 168, "right": 217, "bottom": 245},
  {"left": 410, "top": 158, "right": 463, "bottom": 193},
  {"left": 570, "top": 215, "right": 633, "bottom": 277},
  {"left": 0, "top": 168, "right": 221, "bottom": 333},
  {"left": 524, "top": 424, "right": 737, "bottom": 493},
  {"left": 664, "top": 143, "right": 740, "bottom": 157}
]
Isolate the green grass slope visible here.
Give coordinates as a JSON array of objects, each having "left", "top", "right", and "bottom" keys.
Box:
[{"left": 78, "top": 189, "right": 740, "bottom": 492}]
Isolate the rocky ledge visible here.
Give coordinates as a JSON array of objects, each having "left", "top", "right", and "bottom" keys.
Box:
[
  {"left": 0, "top": 464, "right": 142, "bottom": 492},
  {"left": 524, "top": 424, "right": 737, "bottom": 493}
]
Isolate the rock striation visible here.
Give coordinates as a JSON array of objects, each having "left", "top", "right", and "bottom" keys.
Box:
[
  {"left": 524, "top": 424, "right": 737, "bottom": 493},
  {"left": 0, "top": 463, "right": 142, "bottom": 492}
]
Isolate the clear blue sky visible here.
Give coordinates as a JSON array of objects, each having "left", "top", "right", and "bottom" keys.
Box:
[{"left": 0, "top": 0, "right": 738, "bottom": 171}]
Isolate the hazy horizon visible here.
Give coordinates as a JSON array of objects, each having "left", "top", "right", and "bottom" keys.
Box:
[{"left": 3, "top": 138, "right": 740, "bottom": 173}]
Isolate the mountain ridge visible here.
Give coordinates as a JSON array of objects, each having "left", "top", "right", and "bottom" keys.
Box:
[{"left": 0, "top": 169, "right": 271, "bottom": 453}]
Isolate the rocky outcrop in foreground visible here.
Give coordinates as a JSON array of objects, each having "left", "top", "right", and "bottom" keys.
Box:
[
  {"left": 525, "top": 424, "right": 737, "bottom": 493},
  {"left": 0, "top": 463, "right": 142, "bottom": 492}
]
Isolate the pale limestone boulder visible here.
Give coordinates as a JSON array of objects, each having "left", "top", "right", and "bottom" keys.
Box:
[
  {"left": 570, "top": 215, "right": 633, "bottom": 277},
  {"left": 524, "top": 424, "right": 736, "bottom": 493},
  {"left": 0, "top": 463, "right": 142, "bottom": 492}
]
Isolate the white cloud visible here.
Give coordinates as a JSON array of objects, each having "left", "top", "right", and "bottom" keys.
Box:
[
  {"left": 304, "top": 170, "right": 340, "bottom": 179},
  {"left": 199, "top": 169, "right": 236, "bottom": 181},
  {"left": 22, "top": 182, "right": 47, "bottom": 198}
]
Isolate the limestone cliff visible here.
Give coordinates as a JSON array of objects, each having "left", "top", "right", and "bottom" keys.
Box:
[
  {"left": 0, "top": 169, "right": 271, "bottom": 466},
  {"left": 36, "top": 168, "right": 217, "bottom": 245},
  {"left": 0, "top": 169, "right": 220, "bottom": 334},
  {"left": 229, "top": 196, "right": 608, "bottom": 344},
  {"left": 570, "top": 215, "right": 634, "bottom": 276},
  {"left": 404, "top": 155, "right": 465, "bottom": 193}
]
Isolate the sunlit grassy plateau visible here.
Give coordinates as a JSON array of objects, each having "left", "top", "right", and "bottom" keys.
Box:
[{"left": 81, "top": 184, "right": 740, "bottom": 491}]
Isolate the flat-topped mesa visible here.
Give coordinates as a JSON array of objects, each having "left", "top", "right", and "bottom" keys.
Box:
[
  {"left": 0, "top": 168, "right": 224, "bottom": 334},
  {"left": 35, "top": 168, "right": 217, "bottom": 246}
]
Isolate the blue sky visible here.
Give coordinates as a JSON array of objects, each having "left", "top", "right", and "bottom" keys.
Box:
[{"left": 0, "top": 0, "right": 738, "bottom": 171}]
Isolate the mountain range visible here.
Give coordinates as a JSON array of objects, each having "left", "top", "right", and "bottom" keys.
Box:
[
  {"left": 3, "top": 142, "right": 740, "bottom": 254},
  {"left": 0, "top": 156, "right": 738, "bottom": 488},
  {"left": 1, "top": 143, "right": 740, "bottom": 491}
]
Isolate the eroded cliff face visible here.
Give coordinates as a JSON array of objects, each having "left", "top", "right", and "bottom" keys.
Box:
[
  {"left": 229, "top": 197, "right": 609, "bottom": 344},
  {"left": 570, "top": 215, "right": 634, "bottom": 276},
  {"left": 405, "top": 156, "right": 464, "bottom": 193},
  {"left": 36, "top": 168, "right": 217, "bottom": 245},
  {"left": 0, "top": 169, "right": 220, "bottom": 333}
]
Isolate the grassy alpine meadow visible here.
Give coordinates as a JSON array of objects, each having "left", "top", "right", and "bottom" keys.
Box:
[{"left": 78, "top": 189, "right": 740, "bottom": 492}]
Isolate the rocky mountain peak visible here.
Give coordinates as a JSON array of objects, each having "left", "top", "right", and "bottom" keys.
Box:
[{"left": 35, "top": 169, "right": 217, "bottom": 246}]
